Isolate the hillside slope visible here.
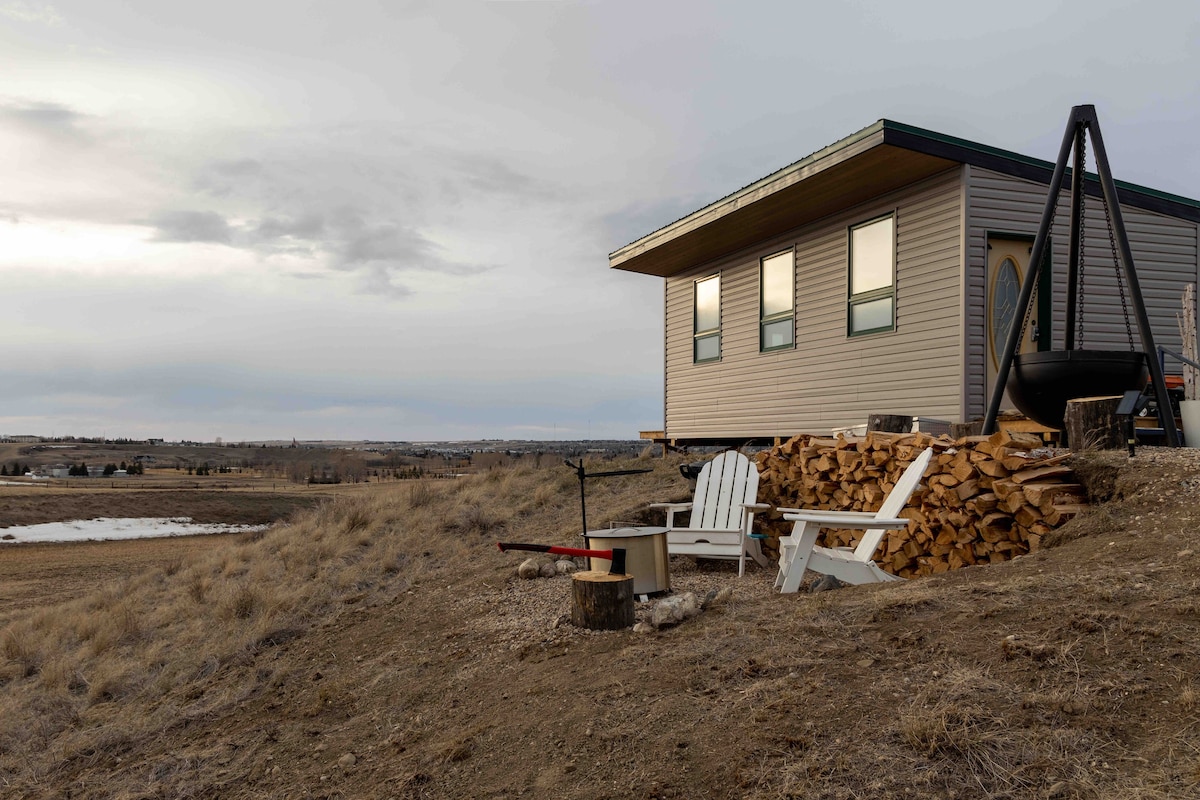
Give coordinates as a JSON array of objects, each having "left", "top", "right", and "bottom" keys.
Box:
[{"left": 2, "top": 451, "right": 1198, "bottom": 799}]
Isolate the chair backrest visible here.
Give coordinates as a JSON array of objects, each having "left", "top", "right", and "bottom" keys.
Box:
[
  {"left": 690, "top": 451, "right": 758, "bottom": 530},
  {"left": 853, "top": 447, "right": 934, "bottom": 560}
]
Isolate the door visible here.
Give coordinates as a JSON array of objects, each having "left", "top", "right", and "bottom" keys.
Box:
[{"left": 985, "top": 235, "right": 1049, "bottom": 409}]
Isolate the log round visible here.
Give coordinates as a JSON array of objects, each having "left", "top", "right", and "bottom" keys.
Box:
[
  {"left": 1064, "top": 395, "right": 1124, "bottom": 451},
  {"left": 570, "top": 570, "right": 635, "bottom": 630}
]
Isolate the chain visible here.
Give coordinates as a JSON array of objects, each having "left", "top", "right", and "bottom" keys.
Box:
[
  {"left": 1102, "top": 178, "right": 1137, "bottom": 349},
  {"left": 1077, "top": 132, "right": 1087, "bottom": 346},
  {"left": 1015, "top": 234, "right": 1042, "bottom": 350}
]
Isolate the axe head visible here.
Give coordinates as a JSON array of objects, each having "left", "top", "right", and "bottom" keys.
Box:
[{"left": 607, "top": 547, "right": 626, "bottom": 576}]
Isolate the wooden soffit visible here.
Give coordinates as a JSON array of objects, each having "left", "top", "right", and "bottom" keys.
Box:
[
  {"left": 610, "top": 118, "right": 1200, "bottom": 278},
  {"left": 610, "top": 134, "right": 955, "bottom": 277}
]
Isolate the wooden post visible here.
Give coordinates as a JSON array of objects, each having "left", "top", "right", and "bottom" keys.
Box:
[
  {"left": 1180, "top": 283, "right": 1197, "bottom": 401},
  {"left": 571, "top": 571, "right": 635, "bottom": 630},
  {"left": 1064, "top": 396, "right": 1123, "bottom": 451}
]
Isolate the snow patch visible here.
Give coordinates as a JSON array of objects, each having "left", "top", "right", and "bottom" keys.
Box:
[{"left": 0, "top": 517, "right": 268, "bottom": 544}]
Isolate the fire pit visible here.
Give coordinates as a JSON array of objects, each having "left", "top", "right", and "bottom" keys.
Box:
[
  {"left": 1007, "top": 350, "right": 1148, "bottom": 428},
  {"left": 585, "top": 527, "right": 670, "bottom": 596}
]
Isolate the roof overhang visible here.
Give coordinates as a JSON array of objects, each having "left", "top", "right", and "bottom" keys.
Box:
[{"left": 610, "top": 119, "right": 1200, "bottom": 278}]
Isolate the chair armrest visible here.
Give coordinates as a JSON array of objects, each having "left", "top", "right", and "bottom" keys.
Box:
[
  {"left": 781, "top": 511, "right": 911, "bottom": 530},
  {"left": 742, "top": 503, "right": 771, "bottom": 511},
  {"left": 775, "top": 508, "right": 881, "bottom": 520},
  {"left": 649, "top": 502, "right": 693, "bottom": 511}
]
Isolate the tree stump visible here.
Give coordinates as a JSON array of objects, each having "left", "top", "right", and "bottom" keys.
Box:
[
  {"left": 1064, "top": 395, "right": 1123, "bottom": 451},
  {"left": 868, "top": 414, "right": 912, "bottom": 434},
  {"left": 571, "top": 571, "right": 635, "bottom": 630}
]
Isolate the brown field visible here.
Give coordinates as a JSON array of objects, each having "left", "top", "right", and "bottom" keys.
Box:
[{"left": 1, "top": 450, "right": 1198, "bottom": 798}]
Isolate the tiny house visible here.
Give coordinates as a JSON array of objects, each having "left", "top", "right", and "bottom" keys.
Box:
[{"left": 610, "top": 118, "right": 1200, "bottom": 445}]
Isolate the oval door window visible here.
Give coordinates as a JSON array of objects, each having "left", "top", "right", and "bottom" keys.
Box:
[{"left": 990, "top": 257, "right": 1021, "bottom": 368}]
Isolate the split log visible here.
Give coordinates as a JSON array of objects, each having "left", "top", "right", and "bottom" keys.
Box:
[{"left": 1012, "top": 464, "right": 1074, "bottom": 484}]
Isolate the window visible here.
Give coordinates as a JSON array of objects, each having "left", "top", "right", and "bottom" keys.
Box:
[
  {"left": 848, "top": 214, "right": 896, "bottom": 335},
  {"left": 760, "top": 250, "right": 795, "bottom": 351},
  {"left": 693, "top": 274, "right": 720, "bottom": 363}
]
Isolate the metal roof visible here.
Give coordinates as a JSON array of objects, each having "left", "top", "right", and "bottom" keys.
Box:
[{"left": 610, "top": 119, "right": 1200, "bottom": 278}]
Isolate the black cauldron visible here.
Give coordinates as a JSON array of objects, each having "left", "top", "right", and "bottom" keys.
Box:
[{"left": 1006, "top": 350, "right": 1148, "bottom": 429}]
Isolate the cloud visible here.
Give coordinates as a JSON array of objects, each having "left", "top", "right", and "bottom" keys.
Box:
[
  {"left": 0, "top": 2, "right": 61, "bottom": 26},
  {"left": 147, "top": 210, "right": 233, "bottom": 245},
  {"left": 138, "top": 201, "right": 486, "bottom": 295},
  {"left": 445, "top": 152, "right": 552, "bottom": 199},
  {"left": 251, "top": 214, "right": 324, "bottom": 241},
  {"left": 210, "top": 158, "right": 264, "bottom": 177},
  {"left": 331, "top": 213, "right": 433, "bottom": 268},
  {"left": 324, "top": 210, "right": 488, "bottom": 295},
  {"left": 0, "top": 100, "right": 91, "bottom": 143}
]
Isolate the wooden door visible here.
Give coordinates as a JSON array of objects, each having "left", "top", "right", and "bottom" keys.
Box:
[{"left": 985, "top": 235, "right": 1047, "bottom": 408}]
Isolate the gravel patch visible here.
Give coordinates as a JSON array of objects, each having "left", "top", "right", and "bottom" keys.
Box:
[{"left": 464, "top": 556, "right": 779, "bottom": 650}]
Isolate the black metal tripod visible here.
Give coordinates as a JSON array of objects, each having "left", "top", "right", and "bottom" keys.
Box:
[{"left": 982, "top": 104, "right": 1179, "bottom": 445}]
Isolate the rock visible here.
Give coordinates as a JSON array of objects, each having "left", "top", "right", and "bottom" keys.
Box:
[
  {"left": 338, "top": 753, "right": 357, "bottom": 769},
  {"left": 701, "top": 587, "right": 733, "bottom": 609},
  {"left": 539, "top": 561, "right": 558, "bottom": 578},
  {"left": 555, "top": 559, "right": 578, "bottom": 575},
  {"left": 517, "top": 559, "right": 540, "bottom": 579},
  {"left": 810, "top": 574, "right": 844, "bottom": 593},
  {"left": 650, "top": 592, "right": 700, "bottom": 628},
  {"left": 633, "top": 622, "right": 655, "bottom": 634}
]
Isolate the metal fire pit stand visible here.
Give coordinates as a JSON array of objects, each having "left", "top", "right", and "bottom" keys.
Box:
[
  {"left": 982, "top": 104, "right": 1179, "bottom": 445},
  {"left": 564, "top": 460, "right": 652, "bottom": 538}
]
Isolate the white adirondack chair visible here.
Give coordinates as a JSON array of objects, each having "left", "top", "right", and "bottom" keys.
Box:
[
  {"left": 651, "top": 451, "right": 770, "bottom": 577},
  {"left": 774, "top": 447, "right": 934, "bottom": 593}
]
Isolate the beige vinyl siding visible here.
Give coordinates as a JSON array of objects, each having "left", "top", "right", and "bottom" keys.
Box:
[
  {"left": 964, "top": 167, "right": 1200, "bottom": 419},
  {"left": 664, "top": 168, "right": 963, "bottom": 439}
]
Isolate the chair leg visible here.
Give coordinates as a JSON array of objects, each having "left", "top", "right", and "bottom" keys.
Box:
[
  {"left": 777, "top": 522, "right": 821, "bottom": 594},
  {"left": 738, "top": 524, "right": 749, "bottom": 577}
]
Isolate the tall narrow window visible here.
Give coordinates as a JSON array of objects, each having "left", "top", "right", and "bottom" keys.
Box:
[
  {"left": 760, "top": 250, "right": 795, "bottom": 351},
  {"left": 848, "top": 214, "right": 896, "bottom": 335},
  {"left": 693, "top": 274, "right": 720, "bottom": 363}
]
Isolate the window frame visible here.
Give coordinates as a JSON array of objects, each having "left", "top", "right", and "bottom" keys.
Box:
[
  {"left": 759, "top": 248, "right": 796, "bottom": 352},
  {"left": 693, "top": 273, "right": 721, "bottom": 363},
  {"left": 847, "top": 213, "right": 897, "bottom": 337}
]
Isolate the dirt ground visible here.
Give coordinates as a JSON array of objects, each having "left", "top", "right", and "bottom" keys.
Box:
[{"left": 2, "top": 449, "right": 1199, "bottom": 799}]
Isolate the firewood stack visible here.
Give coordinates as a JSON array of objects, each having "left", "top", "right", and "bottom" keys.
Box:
[{"left": 753, "top": 430, "right": 1086, "bottom": 578}]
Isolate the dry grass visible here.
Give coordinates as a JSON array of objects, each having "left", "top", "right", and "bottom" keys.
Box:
[
  {"left": 1, "top": 450, "right": 1198, "bottom": 799},
  {"left": 0, "top": 454, "right": 677, "bottom": 793}
]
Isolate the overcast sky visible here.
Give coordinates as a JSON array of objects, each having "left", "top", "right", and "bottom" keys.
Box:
[{"left": 3, "top": 1, "right": 1199, "bottom": 442}]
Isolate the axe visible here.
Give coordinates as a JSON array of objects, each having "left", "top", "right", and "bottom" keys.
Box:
[{"left": 496, "top": 542, "right": 627, "bottom": 575}]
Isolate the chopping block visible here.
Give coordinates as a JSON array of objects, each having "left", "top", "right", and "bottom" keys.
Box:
[{"left": 570, "top": 570, "right": 634, "bottom": 630}]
